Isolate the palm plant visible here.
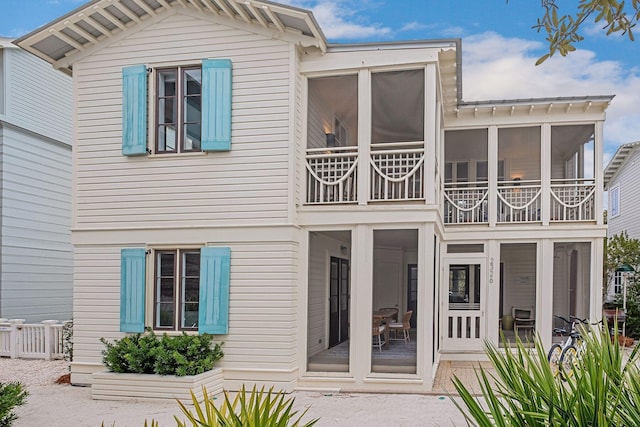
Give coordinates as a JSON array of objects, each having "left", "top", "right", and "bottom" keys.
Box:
[{"left": 452, "top": 325, "right": 640, "bottom": 426}]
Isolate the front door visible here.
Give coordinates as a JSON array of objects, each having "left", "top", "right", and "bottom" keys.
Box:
[
  {"left": 442, "top": 257, "right": 486, "bottom": 351},
  {"left": 329, "top": 257, "right": 350, "bottom": 347}
]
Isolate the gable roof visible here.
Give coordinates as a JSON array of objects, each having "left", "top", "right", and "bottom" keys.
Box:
[
  {"left": 604, "top": 141, "right": 640, "bottom": 189},
  {"left": 14, "top": 0, "right": 327, "bottom": 74}
]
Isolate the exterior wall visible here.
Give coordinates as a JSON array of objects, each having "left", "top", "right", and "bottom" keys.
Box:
[
  {"left": 0, "top": 126, "right": 72, "bottom": 321},
  {"left": 607, "top": 148, "right": 640, "bottom": 239},
  {"left": 70, "top": 11, "right": 300, "bottom": 386},
  {"left": 0, "top": 43, "right": 72, "bottom": 322},
  {"left": 3, "top": 48, "right": 72, "bottom": 143},
  {"left": 73, "top": 11, "right": 292, "bottom": 230}
]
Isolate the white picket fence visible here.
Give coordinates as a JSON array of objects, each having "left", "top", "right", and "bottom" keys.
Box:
[{"left": 0, "top": 319, "right": 68, "bottom": 360}]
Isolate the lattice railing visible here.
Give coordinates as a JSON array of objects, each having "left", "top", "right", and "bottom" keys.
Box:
[
  {"left": 443, "top": 183, "right": 489, "bottom": 224},
  {"left": 370, "top": 142, "right": 425, "bottom": 201},
  {"left": 497, "top": 181, "right": 542, "bottom": 223},
  {"left": 305, "top": 147, "right": 358, "bottom": 204},
  {"left": 550, "top": 179, "right": 596, "bottom": 221}
]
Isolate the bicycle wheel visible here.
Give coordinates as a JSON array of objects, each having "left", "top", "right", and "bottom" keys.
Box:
[
  {"left": 547, "top": 344, "right": 562, "bottom": 377},
  {"left": 560, "top": 345, "right": 579, "bottom": 380}
]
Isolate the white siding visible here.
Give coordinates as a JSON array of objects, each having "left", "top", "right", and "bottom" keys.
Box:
[
  {"left": 74, "top": 12, "right": 292, "bottom": 229},
  {"left": 608, "top": 149, "right": 640, "bottom": 239},
  {"left": 4, "top": 48, "right": 72, "bottom": 143},
  {"left": 501, "top": 243, "right": 537, "bottom": 316},
  {"left": 74, "top": 237, "right": 299, "bottom": 372},
  {"left": 0, "top": 126, "right": 72, "bottom": 321}
]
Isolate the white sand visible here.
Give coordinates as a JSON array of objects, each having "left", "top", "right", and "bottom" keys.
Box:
[{"left": 0, "top": 358, "right": 468, "bottom": 426}]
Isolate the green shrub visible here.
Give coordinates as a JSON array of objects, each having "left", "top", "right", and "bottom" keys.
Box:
[
  {"left": 100, "top": 331, "right": 223, "bottom": 376},
  {"left": 173, "top": 385, "right": 318, "bottom": 427},
  {"left": 0, "top": 382, "right": 28, "bottom": 427},
  {"left": 452, "top": 325, "right": 640, "bottom": 426},
  {"left": 62, "top": 320, "right": 74, "bottom": 362}
]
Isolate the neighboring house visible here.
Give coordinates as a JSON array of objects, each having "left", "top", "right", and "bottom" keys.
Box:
[
  {"left": 603, "top": 141, "right": 640, "bottom": 302},
  {"left": 17, "top": 0, "right": 611, "bottom": 393},
  {"left": 0, "top": 38, "right": 72, "bottom": 322}
]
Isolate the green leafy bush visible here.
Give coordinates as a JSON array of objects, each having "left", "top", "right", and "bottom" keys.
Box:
[
  {"left": 452, "top": 325, "right": 640, "bottom": 426},
  {"left": 100, "top": 331, "right": 223, "bottom": 376},
  {"left": 0, "top": 382, "right": 28, "bottom": 427},
  {"left": 173, "top": 385, "right": 318, "bottom": 427}
]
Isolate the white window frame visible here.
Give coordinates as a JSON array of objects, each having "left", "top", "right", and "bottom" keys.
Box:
[{"left": 610, "top": 184, "right": 620, "bottom": 218}]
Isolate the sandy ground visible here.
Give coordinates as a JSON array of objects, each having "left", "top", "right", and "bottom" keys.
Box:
[{"left": 0, "top": 358, "right": 468, "bottom": 427}]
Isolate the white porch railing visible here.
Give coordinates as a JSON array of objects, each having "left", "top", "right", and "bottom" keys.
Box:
[
  {"left": 0, "top": 319, "right": 67, "bottom": 360},
  {"left": 447, "top": 310, "right": 481, "bottom": 340},
  {"left": 550, "top": 179, "right": 596, "bottom": 221},
  {"left": 497, "top": 181, "right": 542, "bottom": 223},
  {"left": 305, "top": 146, "right": 358, "bottom": 204},
  {"left": 443, "top": 183, "right": 488, "bottom": 224},
  {"left": 370, "top": 142, "right": 425, "bottom": 201}
]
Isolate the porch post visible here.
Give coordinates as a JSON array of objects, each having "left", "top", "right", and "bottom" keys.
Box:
[
  {"left": 425, "top": 64, "right": 437, "bottom": 205},
  {"left": 591, "top": 238, "right": 604, "bottom": 321},
  {"left": 486, "top": 240, "right": 501, "bottom": 345},
  {"left": 351, "top": 224, "right": 372, "bottom": 382},
  {"left": 420, "top": 224, "right": 434, "bottom": 384},
  {"left": 357, "top": 70, "right": 370, "bottom": 205},
  {"left": 594, "top": 121, "right": 605, "bottom": 226},
  {"left": 541, "top": 124, "right": 551, "bottom": 225},
  {"left": 297, "top": 228, "right": 310, "bottom": 376},
  {"left": 488, "top": 126, "right": 498, "bottom": 227},
  {"left": 538, "top": 239, "right": 554, "bottom": 349}
]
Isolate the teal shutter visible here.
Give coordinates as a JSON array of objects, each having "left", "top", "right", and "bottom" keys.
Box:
[
  {"left": 201, "top": 59, "right": 232, "bottom": 151},
  {"left": 198, "top": 247, "right": 230, "bottom": 334},
  {"left": 122, "top": 65, "right": 148, "bottom": 156},
  {"left": 120, "top": 248, "right": 146, "bottom": 332}
]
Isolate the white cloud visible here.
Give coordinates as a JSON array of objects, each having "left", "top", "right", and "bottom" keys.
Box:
[
  {"left": 400, "top": 22, "right": 427, "bottom": 32},
  {"left": 461, "top": 32, "right": 640, "bottom": 161},
  {"left": 279, "top": 0, "right": 392, "bottom": 39}
]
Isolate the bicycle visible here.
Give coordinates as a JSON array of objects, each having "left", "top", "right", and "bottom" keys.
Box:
[{"left": 547, "top": 315, "right": 588, "bottom": 379}]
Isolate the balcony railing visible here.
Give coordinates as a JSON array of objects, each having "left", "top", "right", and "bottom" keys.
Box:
[
  {"left": 305, "top": 146, "right": 358, "bottom": 204},
  {"left": 370, "top": 142, "right": 425, "bottom": 201},
  {"left": 550, "top": 179, "right": 596, "bottom": 221},
  {"left": 497, "top": 180, "right": 542, "bottom": 223},
  {"left": 443, "top": 182, "right": 488, "bottom": 224}
]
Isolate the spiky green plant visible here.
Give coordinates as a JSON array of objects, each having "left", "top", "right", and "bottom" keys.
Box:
[
  {"left": 0, "top": 382, "right": 28, "bottom": 427},
  {"left": 174, "top": 385, "right": 318, "bottom": 427},
  {"left": 452, "top": 325, "right": 640, "bottom": 426}
]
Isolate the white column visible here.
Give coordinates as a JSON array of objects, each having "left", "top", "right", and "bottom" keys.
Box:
[
  {"left": 357, "top": 70, "right": 371, "bottom": 205},
  {"left": 541, "top": 123, "right": 551, "bottom": 225},
  {"left": 425, "top": 64, "right": 437, "bottom": 205},
  {"left": 488, "top": 126, "right": 498, "bottom": 226},
  {"left": 420, "top": 224, "right": 434, "bottom": 384},
  {"left": 486, "top": 240, "right": 501, "bottom": 344},
  {"left": 297, "top": 228, "right": 309, "bottom": 375},
  {"left": 538, "top": 240, "right": 554, "bottom": 349},
  {"left": 351, "top": 224, "right": 372, "bottom": 382},
  {"left": 591, "top": 238, "right": 604, "bottom": 321},
  {"left": 594, "top": 121, "right": 605, "bottom": 225}
]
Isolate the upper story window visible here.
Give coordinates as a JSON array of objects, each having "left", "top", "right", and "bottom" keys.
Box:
[
  {"left": 121, "top": 59, "right": 232, "bottom": 157},
  {"left": 610, "top": 184, "right": 620, "bottom": 218},
  {"left": 613, "top": 270, "right": 624, "bottom": 295},
  {"left": 156, "top": 67, "right": 202, "bottom": 153}
]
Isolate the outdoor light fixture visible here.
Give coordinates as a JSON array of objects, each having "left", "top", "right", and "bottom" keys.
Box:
[{"left": 326, "top": 133, "right": 336, "bottom": 147}]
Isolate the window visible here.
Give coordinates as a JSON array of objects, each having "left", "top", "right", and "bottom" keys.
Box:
[
  {"left": 154, "top": 249, "right": 201, "bottom": 330},
  {"left": 610, "top": 184, "right": 620, "bottom": 217},
  {"left": 119, "top": 247, "right": 230, "bottom": 334},
  {"left": 156, "top": 67, "right": 202, "bottom": 153},
  {"left": 122, "top": 59, "right": 232, "bottom": 156},
  {"left": 613, "top": 271, "right": 624, "bottom": 295}
]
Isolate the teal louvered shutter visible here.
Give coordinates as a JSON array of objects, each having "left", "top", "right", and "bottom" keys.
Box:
[
  {"left": 198, "top": 247, "right": 230, "bottom": 334},
  {"left": 201, "top": 59, "right": 232, "bottom": 151},
  {"left": 120, "top": 248, "right": 146, "bottom": 332},
  {"left": 122, "top": 65, "right": 148, "bottom": 156}
]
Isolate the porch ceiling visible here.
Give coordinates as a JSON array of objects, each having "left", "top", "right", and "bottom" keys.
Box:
[{"left": 14, "top": 0, "right": 327, "bottom": 74}]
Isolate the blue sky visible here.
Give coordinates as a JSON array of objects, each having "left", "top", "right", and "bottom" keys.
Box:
[{"left": 1, "top": 0, "right": 639, "bottom": 163}]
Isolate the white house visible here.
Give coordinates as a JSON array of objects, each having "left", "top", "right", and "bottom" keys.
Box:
[
  {"left": 17, "top": 0, "right": 610, "bottom": 393},
  {"left": 603, "top": 141, "right": 640, "bottom": 302},
  {"left": 0, "top": 38, "right": 72, "bottom": 322}
]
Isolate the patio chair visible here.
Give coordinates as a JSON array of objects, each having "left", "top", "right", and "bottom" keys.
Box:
[
  {"left": 372, "top": 318, "right": 386, "bottom": 353},
  {"left": 388, "top": 310, "right": 413, "bottom": 346},
  {"left": 512, "top": 307, "right": 535, "bottom": 336}
]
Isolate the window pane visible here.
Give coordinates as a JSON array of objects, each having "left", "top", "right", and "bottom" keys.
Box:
[
  {"left": 159, "top": 98, "right": 176, "bottom": 124},
  {"left": 184, "top": 96, "right": 201, "bottom": 123},
  {"left": 184, "top": 251, "right": 200, "bottom": 276},
  {"left": 158, "top": 70, "right": 177, "bottom": 97},
  {"left": 158, "top": 125, "right": 176, "bottom": 152},
  {"left": 184, "top": 69, "right": 202, "bottom": 95},
  {"left": 157, "top": 304, "right": 174, "bottom": 328},
  {"left": 183, "top": 303, "right": 199, "bottom": 328},
  {"left": 183, "top": 124, "right": 201, "bottom": 151},
  {"left": 181, "top": 250, "right": 200, "bottom": 329}
]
